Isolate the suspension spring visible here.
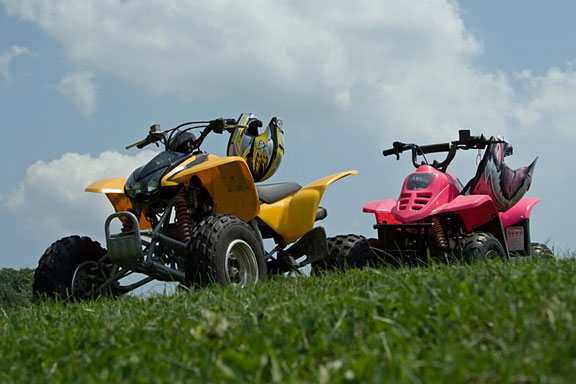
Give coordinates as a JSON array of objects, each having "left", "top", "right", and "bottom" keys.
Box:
[
  {"left": 174, "top": 198, "right": 193, "bottom": 243},
  {"left": 431, "top": 217, "right": 448, "bottom": 249}
]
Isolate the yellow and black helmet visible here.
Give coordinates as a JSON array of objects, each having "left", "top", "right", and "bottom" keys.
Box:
[{"left": 227, "top": 114, "right": 284, "bottom": 182}]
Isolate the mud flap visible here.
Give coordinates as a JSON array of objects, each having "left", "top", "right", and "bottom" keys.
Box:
[
  {"left": 289, "top": 226, "right": 329, "bottom": 264},
  {"left": 475, "top": 216, "right": 509, "bottom": 257},
  {"left": 505, "top": 218, "right": 532, "bottom": 256},
  {"left": 268, "top": 227, "right": 329, "bottom": 274}
]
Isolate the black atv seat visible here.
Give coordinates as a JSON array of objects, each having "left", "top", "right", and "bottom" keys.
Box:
[{"left": 256, "top": 182, "right": 302, "bottom": 204}]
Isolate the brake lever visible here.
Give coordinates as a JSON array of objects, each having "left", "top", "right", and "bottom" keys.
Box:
[
  {"left": 393, "top": 141, "right": 405, "bottom": 160},
  {"left": 126, "top": 138, "right": 148, "bottom": 150},
  {"left": 126, "top": 126, "right": 166, "bottom": 150}
]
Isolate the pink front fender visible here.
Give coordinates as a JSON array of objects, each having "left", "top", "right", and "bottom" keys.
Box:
[
  {"left": 433, "top": 195, "right": 499, "bottom": 232},
  {"left": 499, "top": 197, "right": 540, "bottom": 228},
  {"left": 363, "top": 199, "right": 401, "bottom": 224}
]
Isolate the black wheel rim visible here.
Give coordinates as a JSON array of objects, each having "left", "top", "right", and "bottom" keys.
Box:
[{"left": 71, "top": 261, "right": 107, "bottom": 300}]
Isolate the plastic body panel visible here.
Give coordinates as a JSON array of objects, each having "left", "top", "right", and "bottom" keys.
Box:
[
  {"left": 162, "top": 154, "right": 259, "bottom": 222},
  {"left": 85, "top": 178, "right": 152, "bottom": 230},
  {"left": 258, "top": 171, "right": 357, "bottom": 244},
  {"left": 498, "top": 197, "right": 540, "bottom": 228},
  {"left": 392, "top": 165, "right": 461, "bottom": 223},
  {"left": 363, "top": 199, "right": 401, "bottom": 224}
]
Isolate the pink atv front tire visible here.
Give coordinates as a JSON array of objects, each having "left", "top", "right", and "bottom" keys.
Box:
[{"left": 462, "top": 232, "right": 507, "bottom": 262}]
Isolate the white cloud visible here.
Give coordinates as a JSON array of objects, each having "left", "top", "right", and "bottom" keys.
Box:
[
  {"left": 0, "top": 45, "right": 30, "bottom": 81},
  {"left": 3, "top": 0, "right": 574, "bottom": 143},
  {"left": 1, "top": 1, "right": 485, "bottom": 129},
  {"left": 514, "top": 64, "right": 576, "bottom": 137},
  {"left": 2, "top": 150, "right": 157, "bottom": 241},
  {"left": 53, "top": 71, "right": 99, "bottom": 117},
  {"left": 2, "top": 0, "right": 576, "bottom": 255}
]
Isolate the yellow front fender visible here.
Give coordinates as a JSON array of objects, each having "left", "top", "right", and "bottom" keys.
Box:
[
  {"left": 85, "top": 178, "right": 152, "bottom": 230},
  {"left": 258, "top": 170, "right": 357, "bottom": 244},
  {"left": 163, "top": 154, "right": 260, "bottom": 222},
  {"left": 85, "top": 178, "right": 131, "bottom": 212}
]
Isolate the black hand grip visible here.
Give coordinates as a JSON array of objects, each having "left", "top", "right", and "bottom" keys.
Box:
[
  {"left": 208, "top": 118, "right": 226, "bottom": 133},
  {"left": 418, "top": 143, "right": 451, "bottom": 154},
  {"left": 382, "top": 148, "right": 397, "bottom": 156},
  {"left": 383, "top": 141, "right": 407, "bottom": 157},
  {"left": 210, "top": 118, "right": 240, "bottom": 133}
]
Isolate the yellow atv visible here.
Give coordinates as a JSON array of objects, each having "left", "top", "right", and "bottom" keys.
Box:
[{"left": 33, "top": 114, "right": 356, "bottom": 300}]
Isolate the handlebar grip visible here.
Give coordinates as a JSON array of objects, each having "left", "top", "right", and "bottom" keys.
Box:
[
  {"left": 382, "top": 148, "right": 397, "bottom": 157},
  {"left": 382, "top": 141, "right": 408, "bottom": 157},
  {"left": 418, "top": 143, "right": 451, "bottom": 154}
]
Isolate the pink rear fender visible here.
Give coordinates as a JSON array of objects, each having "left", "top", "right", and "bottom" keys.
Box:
[
  {"left": 499, "top": 197, "right": 540, "bottom": 228},
  {"left": 363, "top": 199, "right": 400, "bottom": 224}
]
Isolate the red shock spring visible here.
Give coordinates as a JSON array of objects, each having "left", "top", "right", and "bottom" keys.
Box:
[{"left": 174, "top": 198, "right": 192, "bottom": 243}]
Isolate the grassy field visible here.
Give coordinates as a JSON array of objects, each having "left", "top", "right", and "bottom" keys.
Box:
[{"left": 2, "top": 257, "right": 576, "bottom": 383}]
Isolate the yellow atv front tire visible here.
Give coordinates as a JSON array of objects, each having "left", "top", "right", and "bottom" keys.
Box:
[
  {"left": 33, "top": 236, "right": 112, "bottom": 301},
  {"left": 185, "top": 215, "right": 267, "bottom": 287}
]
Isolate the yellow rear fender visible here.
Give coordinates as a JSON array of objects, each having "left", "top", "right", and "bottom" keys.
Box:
[
  {"left": 162, "top": 154, "right": 260, "bottom": 222},
  {"left": 85, "top": 178, "right": 152, "bottom": 230},
  {"left": 258, "top": 170, "right": 357, "bottom": 244}
]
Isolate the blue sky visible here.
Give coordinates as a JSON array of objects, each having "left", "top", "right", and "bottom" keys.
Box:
[{"left": 1, "top": 0, "right": 576, "bottom": 269}]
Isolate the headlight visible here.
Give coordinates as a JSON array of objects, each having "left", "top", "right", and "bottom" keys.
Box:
[
  {"left": 125, "top": 167, "right": 163, "bottom": 200},
  {"left": 146, "top": 180, "right": 158, "bottom": 194},
  {"left": 407, "top": 173, "right": 434, "bottom": 190},
  {"left": 125, "top": 182, "right": 143, "bottom": 199}
]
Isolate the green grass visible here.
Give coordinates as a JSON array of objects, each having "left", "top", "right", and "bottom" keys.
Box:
[{"left": 2, "top": 258, "right": 576, "bottom": 383}]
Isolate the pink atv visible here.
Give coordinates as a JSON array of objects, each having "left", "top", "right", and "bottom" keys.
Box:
[{"left": 322, "top": 130, "right": 553, "bottom": 269}]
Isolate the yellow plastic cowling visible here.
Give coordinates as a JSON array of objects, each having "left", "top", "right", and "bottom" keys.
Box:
[
  {"left": 85, "top": 178, "right": 130, "bottom": 212},
  {"left": 258, "top": 170, "right": 357, "bottom": 244},
  {"left": 162, "top": 154, "right": 260, "bottom": 222},
  {"left": 85, "top": 178, "right": 152, "bottom": 230}
]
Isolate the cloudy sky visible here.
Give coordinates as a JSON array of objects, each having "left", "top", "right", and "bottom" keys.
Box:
[{"left": 1, "top": 0, "right": 575, "bottom": 269}]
